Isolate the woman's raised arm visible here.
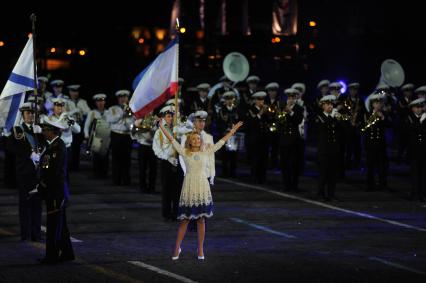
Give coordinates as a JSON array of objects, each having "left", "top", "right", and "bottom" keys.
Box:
[
  {"left": 221, "top": 121, "right": 244, "bottom": 143},
  {"left": 158, "top": 118, "right": 174, "bottom": 142}
]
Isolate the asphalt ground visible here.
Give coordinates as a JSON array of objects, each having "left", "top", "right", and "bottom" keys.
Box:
[{"left": 1, "top": 148, "right": 426, "bottom": 283}]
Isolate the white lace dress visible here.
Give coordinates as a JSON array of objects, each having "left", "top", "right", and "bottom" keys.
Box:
[{"left": 171, "top": 139, "right": 225, "bottom": 220}]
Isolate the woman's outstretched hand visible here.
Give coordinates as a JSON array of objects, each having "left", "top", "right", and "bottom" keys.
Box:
[
  {"left": 222, "top": 121, "right": 244, "bottom": 143},
  {"left": 231, "top": 121, "right": 244, "bottom": 134}
]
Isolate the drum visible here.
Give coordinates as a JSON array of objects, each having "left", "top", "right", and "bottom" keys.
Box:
[{"left": 90, "top": 119, "right": 111, "bottom": 155}]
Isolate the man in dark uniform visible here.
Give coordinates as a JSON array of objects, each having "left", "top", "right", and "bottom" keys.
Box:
[
  {"left": 362, "top": 93, "right": 390, "bottom": 191},
  {"left": 316, "top": 95, "right": 342, "bottom": 201},
  {"left": 343, "top": 82, "right": 365, "bottom": 169},
  {"left": 265, "top": 82, "right": 281, "bottom": 169},
  {"left": 218, "top": 91, "right": 240, "bottom": 177},
  {"left": 7, "top": 102, "right": 42, "bottom": 241},
  {"left": 242, "top": 75, "right": 260, "bottom": 109},
  {"left": 34, "top": 119, "right": 75, "bottom": 264},
  {"left": 279, "top": 89, "right": 304, "bottom": 191},
  {"left": 313, "top": 80, "right": 330, "bottom": 115},
  {"left": 406, "top": 98, "right": 426, "bottom": 202},
  {"left": 330, "top": 82, "right": 347, "bottom": 179},
  {"left": 191, "top": 83, "right": 210, "bottom": 113},
  {"left": 247, "top": 91, "right": 268, "bottom": 184},
  {"left": 396, "top": 83, "right": 414, "bottom": 164}
]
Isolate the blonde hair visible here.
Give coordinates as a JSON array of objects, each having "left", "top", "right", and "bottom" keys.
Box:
[{"left": 184, "top": 131, "right": 203, "bottom": 155}]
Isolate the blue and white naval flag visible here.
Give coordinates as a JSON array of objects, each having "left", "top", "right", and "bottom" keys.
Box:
[{"left": 0, "top": 36, "right": 36, "bottom": 132}]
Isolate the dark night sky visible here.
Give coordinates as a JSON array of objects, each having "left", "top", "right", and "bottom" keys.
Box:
[{"left": 0, "top": 0, "right": 425, "bottom": 101}]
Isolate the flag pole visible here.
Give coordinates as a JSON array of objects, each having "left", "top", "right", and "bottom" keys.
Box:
[
  {"left": 173, "top": 18, "right": 180, "bottom": 130},
  {"left": 30, "top": 14, "right": 39, "bottom": 125},
  {"left": 30, "top": 13, "right": 40, "bottom": 153}
]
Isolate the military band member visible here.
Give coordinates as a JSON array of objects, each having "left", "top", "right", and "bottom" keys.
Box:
[
  {"left": 317, "top": 80, "right": 330, "bottom": 97},
  {"left": 377, "top": 84, "right": 396, "bottom": 114},
  {"left": 152, "top": 106, "right": 181, "bottom": 221},
  {"left": 37, "top": 76, "right": 52, "bottom": 102},
  {"left": 343, "top": 82, "right": 364, "bottom": 169},
  {"left": 191, "top": 83, "right": 210, "bottom": 112},
  {"left": 247, "top": 91, "right": 269, "bottom": 184},
  {"left": 316, "top": 95, "right": 342, "bottom": 201},
  {"left": 397, "top": 83, "right": 415, "bottom": 164},
  {"left": 44, "top": 80, "right": 75, "bottom": 115},
  {"left": 265, "top": 82, "right": 280, "bottom": 169},
  {"left": 292, "top": 83, "right": 308, "bottom": 172},
  {"left": 330, "top": 82, "right": 346, "bottom": 178},
  {"left": 177, "top": 78, "right": 189, "bottom": 115},
  {"left": 41, "top": 98, "right": 81, "bottom": 161},
  {"left": 414, "top": 86, "right": 426, "bottom": 100},
  {"left": 313, "top": 80, "right": 330, "bottom": 115},
  {"left": 406, "top": 98, "right": 426, "bottom": 202},
  {"left": 6, "top": 103, "right": 43, "bottom": 241},
  {"left": 132, "top": 112, "right": 157, "bottom": 193},
  {"left": 363, "top": 93, "right": 390, "bottom": 191},
  {"left": 67, "top": 85, "right": 90, "bottom": 171},
  {"left": 278, "top": 89, "right": 304, "bottom": 191},
  {"left": 84, "top": 94, "right": 110, "bottom": 178},
  {"left": 218, "top": 91, "right": 240, "bottom": 177},
  {"left": 35, "top": 119, "right": 75, "bottom": 264},
  {"left": 105, "top": 89, "right": 134, "bottom": 186},
  {"left": 291, "top": 83, "right": 306, "bottom": 102},
  {"left": 242, "top": 75, "right": 260, "bottom": 107},
  {"left": 27, "top": 94, "right": 47, "bottom": 117}
]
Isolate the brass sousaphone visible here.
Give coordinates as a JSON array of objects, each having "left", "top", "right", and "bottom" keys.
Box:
[
  {"left": 208, "top": 52, "right": 250, "bottom": 101},
  {"left": 365, "top": 59, "right": 405, "bottom": 112}
]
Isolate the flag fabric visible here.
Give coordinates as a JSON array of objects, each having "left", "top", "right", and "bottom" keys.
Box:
[
  {"left": 0, "top": 37, "right": 36, "bottom": 131},
  {"left": 130, "top": 37, "right": 179, "bottom": 119}
]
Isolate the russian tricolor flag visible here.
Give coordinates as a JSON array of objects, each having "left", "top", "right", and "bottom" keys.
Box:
[
  {"left": 130, "top": 37, "right": 179, "bottom": 119},
  {"left": 0, "top": 36, "right": 36, "bottom": 132}
]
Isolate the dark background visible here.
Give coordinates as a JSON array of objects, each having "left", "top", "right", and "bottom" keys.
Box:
[{"left": 0, "top": 0, "right": 424, "bottom": 105}]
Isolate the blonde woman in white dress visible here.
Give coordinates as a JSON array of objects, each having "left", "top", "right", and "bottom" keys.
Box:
[{"left": 158, "top": 119, "right": 243, "bottom": 260}]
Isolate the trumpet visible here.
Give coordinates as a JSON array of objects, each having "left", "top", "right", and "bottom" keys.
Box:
[
  {"left": 59, "top": 112, "right": 76, "bottom": 127},
  {"left": 361, "top": 112, "right": 381, "bottom": 132}
]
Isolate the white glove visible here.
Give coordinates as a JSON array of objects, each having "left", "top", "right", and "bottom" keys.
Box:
[
  {"left": 28, "top": 185, "right": 39, "bottom": 195},
  {"left": 331, "top": 108, "right": 339, "bottom": 118},
  {"left": 167, "top": 157, "right": 178, "bottom": 167},
  {"left": 421, "top": 113, "right": 426, "bottom": 124},
  {"left": 30, "top": 152, "right": 40, "bottom": 165},
  {"left": 33, "top": 125, "right": 42, "bottom": 134}
]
